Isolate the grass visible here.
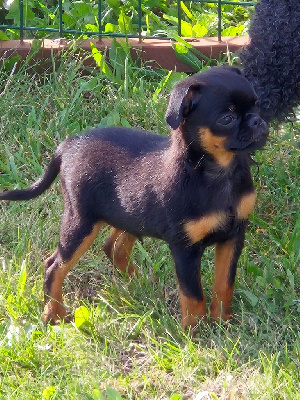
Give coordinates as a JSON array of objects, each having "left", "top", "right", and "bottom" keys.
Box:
[{"left": 0, "top": 49, "right": 299, "bottom": 400}]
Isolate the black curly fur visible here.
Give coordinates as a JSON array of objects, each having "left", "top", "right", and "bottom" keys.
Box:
[{"left": 240, "top": 0, "right": 300, "bottom": 123}]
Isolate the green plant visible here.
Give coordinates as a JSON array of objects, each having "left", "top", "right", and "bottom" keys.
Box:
[{"left": 1, "top": 0, "right": 254, "bottom": 40}]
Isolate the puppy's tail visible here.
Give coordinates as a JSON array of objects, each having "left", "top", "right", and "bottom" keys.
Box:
[{"left": 0, "top": 151, "right": 61, "bottom": 201}]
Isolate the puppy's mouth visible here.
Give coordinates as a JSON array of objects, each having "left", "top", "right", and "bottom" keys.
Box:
[{"left": 228, "top": 135, "right": 268, "bottom": 152}]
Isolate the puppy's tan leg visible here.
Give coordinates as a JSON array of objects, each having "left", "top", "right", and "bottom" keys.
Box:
[
  {"left": 179, "top": 289, "right": 206, "bottom": 330},
  {"left": 42, "top": 221, "right": 102, "bottom": 324},
  {"left": 103, "top": 227, "right": 137, "bottom": 275},
  {"left": 210, "top": 239, "right": 239, "bottom": 320}
]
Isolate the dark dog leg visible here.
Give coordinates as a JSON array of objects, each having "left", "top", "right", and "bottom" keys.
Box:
[
  {"left": 103, "top": 228, "right": 137, "bottom": 275},
  {"left": 210, "top": 236, "right": 244, "bottom": 320},
  {"left": 42, "top": 220, "right": 103, "bottom": 324},
  {"left": 171, "top": 246, "right": 206, "bottom": 329}
]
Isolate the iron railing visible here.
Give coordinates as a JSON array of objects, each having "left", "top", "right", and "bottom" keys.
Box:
[{"left": 0, "top": 0, "right": 256, "bottom": 43}]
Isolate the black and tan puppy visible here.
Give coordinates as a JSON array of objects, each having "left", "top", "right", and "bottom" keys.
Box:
[{"left": 0, "top": 66, "right": 268, "bottom": 329}]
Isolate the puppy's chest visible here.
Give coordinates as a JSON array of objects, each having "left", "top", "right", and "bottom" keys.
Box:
[{"left": 183, "top": 178, "right": 256, "bottom": 245}]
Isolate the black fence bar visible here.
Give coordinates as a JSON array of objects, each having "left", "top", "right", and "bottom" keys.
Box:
[
  {"left": 218, "top": 0, "right": 222, "bottom": 41},
  {"left": 138, "top": 0, "right": 142, "bottom": 42},
  {"left": 58, "top": 0, "right": 63, "bottom": 37},
  {"left": 98, "top": 0, "right": 102, "bottom": 41},
  {"left": 178, "top": 0, "right": 182, "bottom": 37},
  {"left": 19, "top": 0, "right": 23, "bottom": 43}
]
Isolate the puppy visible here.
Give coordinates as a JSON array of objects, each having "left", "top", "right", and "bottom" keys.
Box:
[{"left": 0, "top": 66, "right": 268, "bottom": 329}]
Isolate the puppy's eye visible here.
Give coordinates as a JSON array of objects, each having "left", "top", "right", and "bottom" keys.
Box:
[
  {"left": 223, "top": 115, "right": 233, "bottom": 124},
  {"left": 218, "top": 115, "right": 235, "bottom": 126}
]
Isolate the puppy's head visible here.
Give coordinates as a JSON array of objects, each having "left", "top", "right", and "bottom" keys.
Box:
[{"left": 166, "top": 66, "right": 269, "bottom": 166}]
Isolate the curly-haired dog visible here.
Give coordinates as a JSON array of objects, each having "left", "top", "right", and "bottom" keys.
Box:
[
  {"left": 240, "top": 0, "right": 300, "bottom": 122},
  {"left": 0, "top": 66, "right": 268, "bottom": 329}
]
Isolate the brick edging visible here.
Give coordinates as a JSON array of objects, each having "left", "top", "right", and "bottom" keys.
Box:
[{"left": 0, "top": 36, "right": 249, "bottom": 72}]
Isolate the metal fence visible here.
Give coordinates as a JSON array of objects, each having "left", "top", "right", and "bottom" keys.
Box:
[{"left": 0, "top": 0, "right": 256, "bottom": 43}]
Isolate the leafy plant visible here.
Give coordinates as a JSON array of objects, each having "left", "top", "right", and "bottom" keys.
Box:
[{"left": 0, "top": 0, "right": 254, "bottom": 40}]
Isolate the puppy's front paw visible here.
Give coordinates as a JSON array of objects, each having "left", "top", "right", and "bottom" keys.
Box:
[
  {"left": 209, "top": 303, "right": 233, "bottom": 321},
  {"left": 42, "top": 302, "right": 72, "bottom": 325}
]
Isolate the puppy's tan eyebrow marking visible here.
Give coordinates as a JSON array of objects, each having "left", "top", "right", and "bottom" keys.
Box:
[{"left": 198, "top": 127, "right": 234, "bottom": 167}]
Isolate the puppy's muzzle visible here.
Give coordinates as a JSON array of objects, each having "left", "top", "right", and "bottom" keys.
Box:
[
  {"left": 247, "top": 113, "right": 269, "bottom": 143},
  {"left": 229, "top": 113, "right": 269, "bottom": 151},
  {"left": 247, "top": 113, "right": 268, "bottom": 133}
]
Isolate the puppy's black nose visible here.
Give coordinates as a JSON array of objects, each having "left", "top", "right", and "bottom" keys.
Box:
[
  {"left": 246, "top": 114, "right": 269, "bottom": 136},
  {"left": 248, "top": 114, "right": 261, "bottom": 128}
]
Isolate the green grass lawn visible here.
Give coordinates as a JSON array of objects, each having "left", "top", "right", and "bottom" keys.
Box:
[{"left": 0, "top": 51, "right": 299, "bottom": 400}]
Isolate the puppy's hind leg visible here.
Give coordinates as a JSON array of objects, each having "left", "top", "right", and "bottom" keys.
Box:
[
  {"left": 103, "top": 227, "right": 137, "bottom": 276},
  {"left": 42, "top": 218, "right": 103, "bottom": 325}
]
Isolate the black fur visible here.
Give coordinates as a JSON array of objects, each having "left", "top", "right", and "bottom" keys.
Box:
[
  {"left": 240, "top": 0, "right": 300, "bottom": 122},
  {"left": 0, "top": 66, "right": 269, "bottom": 328}
]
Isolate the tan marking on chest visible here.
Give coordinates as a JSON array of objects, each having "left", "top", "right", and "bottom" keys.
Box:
[
  {"left": 236, "top": 191, "right": 257, "bottom": 220},
  {"left": 199, "top": 128, "right": 234, "bottom": 167},
  {"left": 184, "top": 211, "right": 228, "bottom": 244}
]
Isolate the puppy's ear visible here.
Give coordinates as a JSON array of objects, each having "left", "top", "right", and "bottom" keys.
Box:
[
  {"left": 165, "top": 82, "right": 202, "bottom": 130},
  {"left": 226, "top": 66, "right": 242, "bottom": 75}
]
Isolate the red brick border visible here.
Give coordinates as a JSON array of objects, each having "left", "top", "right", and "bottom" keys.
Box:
[{"left": 0, "top": 36, "right": 249, "bottom": 72}]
